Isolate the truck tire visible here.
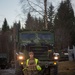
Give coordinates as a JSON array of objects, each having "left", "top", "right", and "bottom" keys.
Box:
[
  {"left": 50, "top": 65, "right": 58, "bottom": 75},
  {"left": 15, "top": 61, "right": 24, "bottom": 75}
]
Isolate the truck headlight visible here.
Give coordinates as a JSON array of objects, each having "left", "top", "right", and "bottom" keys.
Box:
[
  {"left": 54, "top": 56, "right": 58, "bottom": 60},
  {"left": 18, "top": 56, "right": 24, "bottom": 60}
]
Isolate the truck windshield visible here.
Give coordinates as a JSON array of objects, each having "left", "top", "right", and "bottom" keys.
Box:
[
  {"left": 38, "top": 33, "right": 52, "bottom": 40},
  {"left": 20, "top": 33, "right": 36, "bottom": 40}
]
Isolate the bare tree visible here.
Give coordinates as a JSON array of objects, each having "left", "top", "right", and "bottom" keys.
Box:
[
  {"left": 20, "top": 0, "right": 50, "bottom": 29},
  {"left": 44, "top": 0, "right": 48, "bottom": 29}
]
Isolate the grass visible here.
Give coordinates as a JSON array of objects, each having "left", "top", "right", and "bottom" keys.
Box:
[{"left": 58, "top": 61, "right": 75, "bottom": 75}]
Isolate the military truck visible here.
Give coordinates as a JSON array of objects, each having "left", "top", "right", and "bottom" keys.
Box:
[{"left": 15, "top": 30, "right": 58, "bottom": 75}]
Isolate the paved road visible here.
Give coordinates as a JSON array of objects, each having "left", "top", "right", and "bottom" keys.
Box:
[{"left": 0, "top": 68, "right": 15, "bottom": 75}]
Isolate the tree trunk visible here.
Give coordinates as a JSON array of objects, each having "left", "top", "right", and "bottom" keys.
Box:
[{"left": 44, "top": 0, "right": 48, "bottom": 29}]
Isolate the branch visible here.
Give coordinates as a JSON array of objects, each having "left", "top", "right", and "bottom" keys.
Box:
[
  {"left": 29, "top": 0, "right": 44, "bottom": 11},
  {"left": 27, "top": 0, "right": 44, "bottom": 16},
  {"left": 35, "top": 0, "right": 44, "bottom": 4}
]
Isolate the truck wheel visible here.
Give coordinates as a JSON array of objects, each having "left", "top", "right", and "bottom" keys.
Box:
[
  {"left": 50, "top": 65, "right": 58, "bottom": 75},
  {"left": 15, "top": 61, "right": 24, "bottom": 75}
]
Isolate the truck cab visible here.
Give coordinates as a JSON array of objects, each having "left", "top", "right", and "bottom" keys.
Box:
[{"left": 15, "top": 30, "right": 58, "bottom": 75}]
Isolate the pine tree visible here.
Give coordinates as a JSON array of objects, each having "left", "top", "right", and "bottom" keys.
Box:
[
  {"left": 54, "top": 0, "right": 74, "bottom": 50},
  {"left": 38, "top": 17, "right": 44, "bottom": 30},
  {"left": 25, "top": 12, "right": 44, "bottom": 30},
  {"left": 25, "top": 12, "right": 34, "bottom": 30},
  {"left": 34, "top": 17, "right": 39, "bottom": 30},
  {"left": 2, "top": 18, "right": 9, "bottom": 32},
  {"left": 18, "top": 21, "right": 21, "bottom": 31},
  {"left": 71, "top": 17, "right": 75, "bottom": 45},
  {"left": 48, "top": 3, "right": 54, "bottom": 31}
]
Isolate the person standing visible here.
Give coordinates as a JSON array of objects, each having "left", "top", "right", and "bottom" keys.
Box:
[{"left": 23, "top": 51, "right": 41, "bottom": 75}]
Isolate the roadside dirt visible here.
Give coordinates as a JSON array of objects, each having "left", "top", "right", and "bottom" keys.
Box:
[{"left": 58, "top": 61, "right": 75, "bottom": 75}]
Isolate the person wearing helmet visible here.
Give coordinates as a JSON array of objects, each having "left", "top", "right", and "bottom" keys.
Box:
[{"left": 23, "top": 51, "right": 41, "bottom": 75}]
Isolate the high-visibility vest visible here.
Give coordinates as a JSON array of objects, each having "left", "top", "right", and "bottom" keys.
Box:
[{"left": 26, "top": 58, "right": 42, "bottom": 71}]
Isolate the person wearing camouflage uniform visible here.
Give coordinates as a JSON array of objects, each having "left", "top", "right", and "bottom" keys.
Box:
[{"left": 23, "top": 51, "right": 41, "bottom": 75}]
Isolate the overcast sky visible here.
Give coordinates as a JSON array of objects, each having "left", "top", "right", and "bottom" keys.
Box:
[
  {"left": 0, "top": 0, "right": 75, "bottom": 28},
  {"left": 0, "top": 0, "right": 21, "bottom": 28}
]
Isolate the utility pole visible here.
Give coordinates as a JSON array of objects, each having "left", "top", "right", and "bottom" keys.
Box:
[{"left": 44, "top": 0, "right": 48, "bottom": 29}]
